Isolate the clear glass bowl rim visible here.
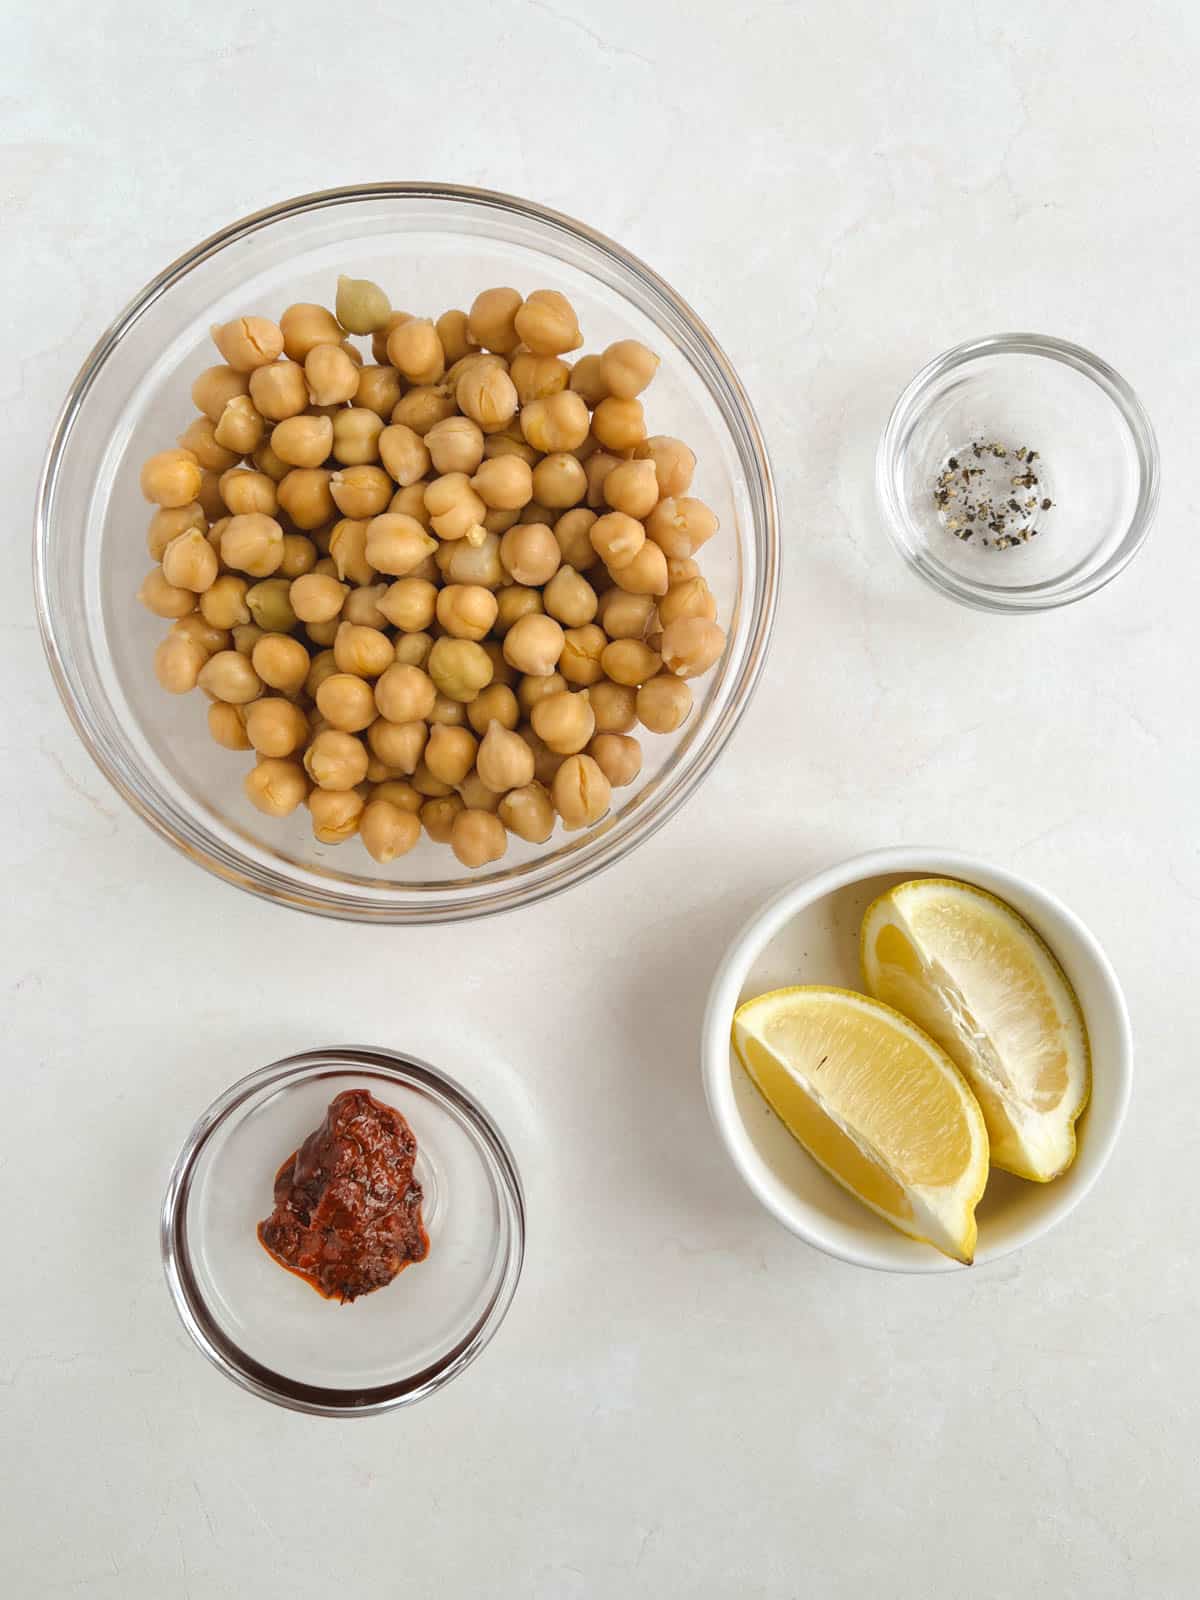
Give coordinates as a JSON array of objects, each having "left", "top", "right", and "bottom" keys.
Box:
[
  {"left": 34, "top": 182, "right": 780, "bottom": 922},
  {"left": 875, "top": 331, "right": 1160, "bottom": 614},
  {"left": 160, "top": 1045, "right": 526, "bottom": 1417}
]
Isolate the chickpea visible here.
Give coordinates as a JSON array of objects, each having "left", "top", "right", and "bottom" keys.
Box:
[
  {"left": 508, "top": 352, "right": 569, "bottom": 406},
  {"left": 428, "top": 637, "right": 493, "bottom": 703},
  {"left": 303, "top": 649, "right": 339, "bottom": 700},
  {"left": 542, "top": 566, "right": 598, "bottom": 628},
  {"left": 362, "top": 513, "right": 435, "bottom": 578},
  {"left": 177, "top": 414, "right": 239, "bottom": 473},
  {"left": 211, "top": 316, "right": 284, "bottom": 372},
  {"left": 589, "top": 731, "right": 643, "bottom": 788},
  {"left": 482, "top": 430, "right": 539, "bottom": 466},
  {"left": 421, "top": 794, "right": 465, "bottom": 842},
  {"left": 584, "top": 450, "right": 624, "bottom": 509},
  {"left": 147, "top": 503, "right": 205, "bottom": 562},
  {"left": 503, "top": 612, "right": 564, "bottom": 677},
  {"left": 289, "top": 571, "right": 347, "bottom": 624},
  {"left": 198, "top": 650, "right": 263, "bottom": 704},
  {"left": 568, "top": 353, "right": 610, "bottom": 408},
  {"left": 467, "top": 287, "right": 523, "bottom": 354},
  {"left": 277, "top": 468, "right": 335, "bottom": 530},
  {"left": 466, "top": 683, "right": 521, "bottom": 736},
  {"left": 592, "top": 396, "right": 646, "bottom": 452},
  {"left": 368, "top": 717, "right": 428, "bottom": 774},
  {"left": 601, "top": 638, "right": 663, "bottom": 687},
  {"left": 243, "top": 697, "right": 308, "bottom": 758},
  {"left": 360, "top": 800, "right": 420, "bottom": 862},
  {"left": 521, "top": 392, "right": 589, "bottom": 453},
  {"left": 435, "top": 308, "right": 474, "bottom": 364},
  {"left": 270, "top": 414, "right": 332, "bottom": 470},
  {"left": 648, "top": 498, "right": 719, "bottom": 562},
  {"left": 140, "top": 448, "right": 202, "bottom": 508},
  {"left": 208, "top": 700, "right": 251, "bottom": 750},
  {"left": 603, "top": 458, "right": 659, "bottom": 519},
  {"left": 171, "top": 613, "right": 229, "bottom": 655},
  {"left": 199, "top": 573, "right": 250, "bottom": 629},
  {"left": 637, "top": 672, "right": 693, "bottom": 733},
  {"left": 426, "top": 415, "right": 485, "bottom": 476},
  {"left": 597, "top": 588, "right": 655, "bottom": 640},
  {"left": 328, "top": 407, "right": 383, "bottom": 467},
  {"left": 658, "top": 576, "right": 717, "bottom": 627},
  {"left": 246, "top": 359, "right": 308, "bottom": 423},
  {"left": 521, "top": 724, "right": 566, "bottom": 787},
  {"left": 252, "top": 439, "right": 291, "bottom": 483},
  {"left": 247, "top": 633, "right": 306, "bottom": 695},
  {"left": 305, "top": 617, "right": 339, "bottom": 647},
  {"left": 412, "top": 760, "right": 455, "bottom": 798},
  {"left": 392, "top": 631, "right": 434, "bottom": 669},
  {"left": 386, "top": 317, "right": 445, "bottom": 385},
  {"left": 449, "top": 807, "right": 506, "bottom": 867},
  {"left": 589, "top": 679, "right": 637, "bottom": 733},
  {"left": 328, "top": 518, "right": 374, "bottom": 585},
  {"left": 548, "top": 511, "right": 594, "bottom": 575},
  {"left": 303, "top": 729, "right": 368, "bottom": 791},
  {"left": 375, "top": 423, "right": 429, "bottom": 487},
  {"left": 196, "top": 468, "right": 225, "bottom": 520},
  {"left": 453, "top": 360, "right": 519, "bottom": 434},
  {"left": 431, "top": 583, "right": 496, "bottom": 642},
  {"left": 494, "top": 521, "right": 558, "bottom": 588},
  {"left": 244, "top": 578, "right": 297, "bottom": 633},
  {"left": 352, "top": 364, "right": 402, "bottom": 420},
  {"left": 245, "top": 758, "right": 308, "bottom": 817},
  {"left": 660, "top": 617, "right": 726, "bottom": 679},
  {"left": 498, "top": 781, "right": 555, "bottom": 843},
  {"left": 599, "top": 339, "right": 660, "bottom": 399},
  {"left": 336, "top": 274, "right": 391, "bottom": 336},
  {"left": 610, "top": 539, "right": 668, "bottom": 597},
  {"left": 516, "top": 669, "right": 567, "bottom": 715},
  {"left": 589, "top": 511, "right": 644, "bottom": 571},
  {"left": 425, "top": 724, "right": 478, "bottom": 786},
  {"left": 308, "top": 786, "right": 365, "bottom": 844},
  {"left": 531, "top": 689, "right": 595, "bottom": 755},
  {"left": 438, "top": 531, "right": 504, "bottom": 589},
  {"left": 531, "top": 452, "right": 586, "bottom": 510},
  {"left": 425, "top": 473, "right": 487, "bottom": 541},
  {"left": 471, "top": 454, "right": 533, "bottom": 512},
  {"left": 192, "top": 365, "right": 250, "bottom": 424},
  {"left": 392, "top": 384, "right": 458, "bottom": 436},
  {"left": 514, "top": 289, "right": 581, "bottom": 356},
  {"left": 371, "top": 780, "right": 423, "bottom": 813},
  {"left": 494, "top": 584, "right": 544, "bottom": 635},
  {"left": 153, "top": 633, "right": 206, "bottom": 694},
  {"left": 559, "top": 623, "right": 607, "bottom": 686},
  {"left": 552, "top": 754, "right": 611, "bottom": 830},
  {"left": 279, "top": 303, "right": 343, "bottom": 362},
  {"left": 312, "top": 672, "right": 374, "bottom": 732},
  {"left": 378, "top": 576, "right": 438, "bottom": 632},
  {"left": 161, "top": 528, "right": 218, "bottom": 593},
  {"left": 220, "top": 468, "right": 278, "bottom": 517},
  {"left": 219, "top": 512, "right": 283, "bottom": 578},
  {"left": 666, "top": 556, "right": 701, "bottom": 586},
  {"left": 329, "top": 465, "right": 391, "bottom": 520},
  {"left": 214, "top": 394, "right": 266, "bottom": 455},
  {"left": 430, "top": 692, "right": 469, "bottom": 727},
  {"left": 277, "top": 534, "right": 317, "bottom": 580},
  {"left": 373, "top": 662, "right": 436, "bottom": 724},
  {"left": 334, "top": 621, "right": 394, "bottom": 679},
  {"left": 137, "top": 567, "right": 194, "bottom": 619},
  {"left": 634, "top": 435, "right": 695, "bottom": 499},
  {"left": 232, "top": 623, "right": 265, "bottom": 657},
  {"left": 475, "top": 719, "right": 535, "bottom": 792}
]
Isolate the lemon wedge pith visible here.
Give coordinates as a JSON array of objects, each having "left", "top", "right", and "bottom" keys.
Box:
[
  {"left": 732, "top": 986, "right": 989, "bottom": 1264},
  {"left": 860, "top": 878, "right": 1091, "bottom": 1183}
]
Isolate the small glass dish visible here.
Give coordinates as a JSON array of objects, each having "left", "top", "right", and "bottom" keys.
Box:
[
  {"left": 161, "top": 1047, "right": 524, "bottom": 1416},
  {"left": 876, "top": 333, "right": 1159, "bottom": 612}
]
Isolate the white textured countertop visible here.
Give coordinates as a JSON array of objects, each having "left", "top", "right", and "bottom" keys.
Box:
[{"left": 3, "top": 2, "right": 1197, "bottom": 1595}]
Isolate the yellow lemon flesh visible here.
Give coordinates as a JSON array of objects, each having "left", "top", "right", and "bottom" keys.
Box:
[
  {"left": 861, "top": 878, "right": 1091, "bottom": 1183},
  {"left": 732, "top": 986, "right": 989, "bottom": 1263}
]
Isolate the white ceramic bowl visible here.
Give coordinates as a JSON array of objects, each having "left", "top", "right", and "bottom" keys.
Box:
[{"left": 701, "top": 848, "right": 1132, "bottom": 1273}]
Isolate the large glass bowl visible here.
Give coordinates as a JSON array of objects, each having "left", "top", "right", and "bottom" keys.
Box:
[{"left": 35, "top": 184, "right": 779, "bottom": 921}]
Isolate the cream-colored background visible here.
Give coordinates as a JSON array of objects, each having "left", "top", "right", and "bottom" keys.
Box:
[{"left": 3, "top": 2, "right": 1196, "bottom": 1595}]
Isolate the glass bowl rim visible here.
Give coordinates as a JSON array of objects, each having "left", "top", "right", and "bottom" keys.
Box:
[
  {"left": 33, "top": 181, "right": 781, "bottom": 922},
  {"left": 875, "top": 330, "right": 1160, "bottom": 614},
  {"left": 160, "top": 1044, "right": 526, "bottom": 1417}
]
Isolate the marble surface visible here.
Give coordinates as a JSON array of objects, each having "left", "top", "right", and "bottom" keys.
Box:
[{"left": 3, "top": 2, "right": 1197, "bottom": 1595}]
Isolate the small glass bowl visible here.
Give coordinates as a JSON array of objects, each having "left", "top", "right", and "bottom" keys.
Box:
[
  {"left": 161, "top": 1047, "right": 524, "bottom": 1416},
  {"left": 35, "top": 183, "right": 779, "bottom": 922},
  {"left": 876, "top": 333, "right": 1159, "bottom": 612}
]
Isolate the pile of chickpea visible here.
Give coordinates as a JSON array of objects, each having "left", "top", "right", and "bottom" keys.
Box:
[{"left": 137, "top": 278, "right": 726, "bottom": 869}]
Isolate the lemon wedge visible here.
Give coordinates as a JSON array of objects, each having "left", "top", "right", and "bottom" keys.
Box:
[
  {"left": 732, "top": 986, "right": 989, "bottom": 1263},
  {"left": 860, "top": 878, "right": 1091, "bottom": 1183}
]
